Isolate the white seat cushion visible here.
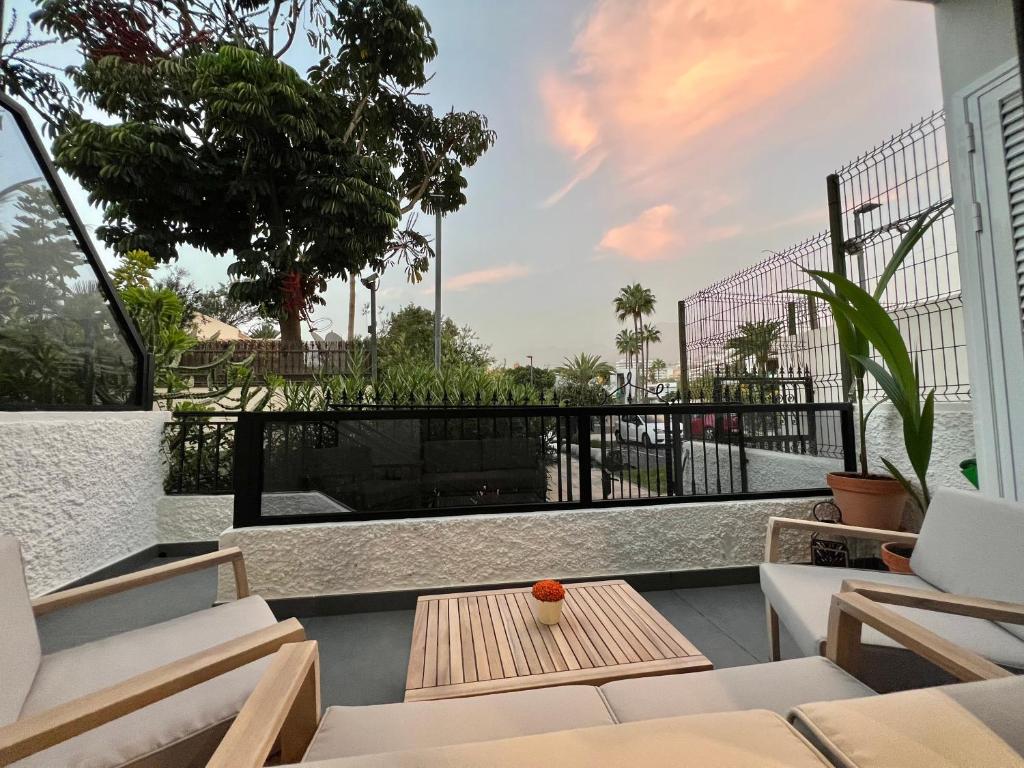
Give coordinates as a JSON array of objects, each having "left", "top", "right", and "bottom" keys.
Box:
[
  {"left": 287, "top": 710, "right": 832, "bottom": 768},
  {"left": 760, "top": 563, "right": 1024, "bottom": 668},
  {"left": 911, "top": 487, "right": 1024, "bottom": 641},
  {"left": 15, "top": 596, "right": 276, "bottom": 768},
  {"left": 0, "top": 536, "right": 41, "bottom": 726},
  {"left": 302, "top": 685, "right": 615, "bottom": 761},
  {"left": 600, "top": 657, "right": 874, "bottom": 722}
]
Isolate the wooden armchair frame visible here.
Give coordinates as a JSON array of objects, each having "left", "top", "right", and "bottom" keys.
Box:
[
  {"left": 206, "top": 641, "right": 321, "bottom": 768},
  {"left": 0, "top": 547, "right": 296, "bottom": 766},
  {"left": 763, "top": 516, "right": 919, "bottom": 660},
  {"left": 826, "top": 579, "right": 1023, "bottom": 683},
  {"left": 30, "top": 547, "right": 251, "bottom": 616}
]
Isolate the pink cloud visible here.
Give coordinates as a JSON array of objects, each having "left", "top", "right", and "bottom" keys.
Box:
[
  {"left": 541, "top": 0, "right": 856, "bottom": 201},
  {"left": 446, "top": 264, "right": 531, "bottom": 292},
  {"left": 598, "top": 205, "right": 681, "bottom": 261}
]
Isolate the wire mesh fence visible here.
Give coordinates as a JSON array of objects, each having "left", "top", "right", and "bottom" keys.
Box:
[{"left": 681, "top": 110, "right": 966, "bottom": 447}]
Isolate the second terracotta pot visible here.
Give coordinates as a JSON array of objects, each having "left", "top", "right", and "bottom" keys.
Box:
[{"left": 826, "top": 472, "right": 907, "bottom": 530}]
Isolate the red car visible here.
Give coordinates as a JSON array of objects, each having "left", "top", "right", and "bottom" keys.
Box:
[{"left": 689, "top": 413, "right": 741, "bottom": 439}]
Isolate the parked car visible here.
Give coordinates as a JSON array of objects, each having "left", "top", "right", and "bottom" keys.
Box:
[
  {"left": 617, "top": 414, "right": 665, "bottom": 447},
  {"left": 689, "top": 413, "right": 741, "bottom": 440}
]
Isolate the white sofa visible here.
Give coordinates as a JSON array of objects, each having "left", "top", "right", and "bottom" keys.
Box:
[{"left": 761, "top": 487, "right": 1024, "bottom": 690}]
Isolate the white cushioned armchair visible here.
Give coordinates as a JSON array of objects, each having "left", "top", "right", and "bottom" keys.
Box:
[
  {"left": 761, "top": 486, "right": 1024, "bottom": 691},
  {"left": 0, "top": 536, "right": 305, "bottom": 768}
]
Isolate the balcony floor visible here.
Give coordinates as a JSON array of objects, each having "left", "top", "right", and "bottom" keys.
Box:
[{"left": 37, "top": 558, "right": 802, "bottom": 707}]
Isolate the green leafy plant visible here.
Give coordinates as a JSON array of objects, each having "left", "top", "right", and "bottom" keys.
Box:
[{"left": 789, "top": 201, "right": 951, "bottom": 512}]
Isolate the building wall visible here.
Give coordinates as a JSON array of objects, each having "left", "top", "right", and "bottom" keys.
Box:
[
  {"left": 217, "top": 497, "right": 819, "bottom": 601},
  {"left": 934, "top": 0, "right": 1017, "bottom": 105},
  {"left": 0, "top": 411, "right": 170, "bottom": 596}
]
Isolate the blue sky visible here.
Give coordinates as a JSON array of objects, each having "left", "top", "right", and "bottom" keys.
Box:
[{"left": 13, "top": 0, "right": 944, "bottom": 368}]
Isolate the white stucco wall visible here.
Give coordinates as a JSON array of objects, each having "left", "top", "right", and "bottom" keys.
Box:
[
  {"left": 0, "top": 411, "right": 170, "bottom": 596},
  {"left": 157, "top": 493, "right": 234, "bottom": 543},
  {"left": 216, "top": 497, "right": 817, "bottom": 601}
]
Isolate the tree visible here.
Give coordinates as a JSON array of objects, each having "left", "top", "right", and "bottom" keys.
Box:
[
  {"left": 377, "top": 303, "right": 492, "bottom": 371},
  {"left": 32, "top": 0, "right": 495, "bottom": 343},
  {"left": 641, "top": 326, "right": 661, "bottom": 377},
  {"left": 248, "top": 321, "right": 281, "bottom": 340},
  {"left": 724, "top": 320, "right": 783, "bottom": 373},
  {"left": 554, "top": 352, "right": 614, "bottom": 406},
  {"left": 504, "top": 364, "right": 556, "bottom": 392},
  {"left": 650, "top": 358, "right": 667, "bottom": 380},
  {"left": 614, "top": 328, "right": 639, "bottom": 374},
  {"left": 613, "top": 283, "right": 655, "bottom": 386}
]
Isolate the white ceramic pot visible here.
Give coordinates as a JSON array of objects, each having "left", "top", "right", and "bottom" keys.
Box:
[{"left": 536, "top": 598, "right": 563, "bottom": 625}]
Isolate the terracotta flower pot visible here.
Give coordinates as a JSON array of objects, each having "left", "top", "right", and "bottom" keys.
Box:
[
  {"left": 826, "top": 472, "right": 907, "bottom": 531},
  {"left": 881, "top": 542, "right": 915, "bottom": 574},
  {"left": 535, "top": 598, "right": 564, "bottom": 625}
]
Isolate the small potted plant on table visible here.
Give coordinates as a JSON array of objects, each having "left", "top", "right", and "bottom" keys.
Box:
[
  {"left": 791, "top": 201, "right": 948, "bottom": 540},
  {"left": 532, "top": 579, "right": 566, "bottom": 625}
]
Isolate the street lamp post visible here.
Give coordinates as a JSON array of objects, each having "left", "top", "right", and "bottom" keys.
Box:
[
  {"left": 433, "top": 204, "right": 443, "bottom": 371},
  {"left": 361, "top": 273, "right": 380, "bottom": 384}
]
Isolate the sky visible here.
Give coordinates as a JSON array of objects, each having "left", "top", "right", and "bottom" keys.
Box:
[{"left": 16, "top": 0, "right": 944, "bottom": 368}]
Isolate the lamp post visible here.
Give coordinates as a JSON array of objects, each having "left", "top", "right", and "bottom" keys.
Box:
[
  {"left": 852, "top": 202, "right": 882, "bottom": 289},
  {"left": 431, "top": 196, "right": 444, "bottom": 371},
  {"left": 361, "top": 273, "right": 380, "bottom": 384}
]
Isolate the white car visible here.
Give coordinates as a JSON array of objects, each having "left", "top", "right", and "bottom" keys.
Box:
[{"left": 617, "top": 414, "right": 666, "bottom": 447}]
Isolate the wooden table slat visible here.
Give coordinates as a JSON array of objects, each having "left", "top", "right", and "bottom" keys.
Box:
[
  {"left": 602, "top": 585, "right": 677, "bottom": 660},
  {"left": 466, "top": 596, "right": 490, "bottom": 681},
  {"left": 491, "top": 594, "right": 529, "bottom": 676},
  {"left": 459, "top": 597, "right": 479, "bottom": 683},
  {"left": 592, "top": 585, "right": 661, "bottom": 661},
  {"left": 405, "top": 580, "right": 712, "bottom": 702},
  {"left": 477, "top": 596, "right": 505, "bottom": 678},
  {"left": 566, "top": 590, "right": 632, "bottom": 664},
  {"left": 423, "top": 599, "right": 439, "bottom": 688}
]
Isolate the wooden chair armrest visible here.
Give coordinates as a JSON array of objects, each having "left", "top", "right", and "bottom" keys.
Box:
[
  {"left": 32, "top": 547, "right": 251, "bottom": 616},
  {"left": 207, "top": 641, "right": 321, "bottom": 768},
  {"left": 0, "top": 619, "right": 304, "bottom": 766},
  {"left": 765, "top": 516, "right": 918, "bottom": 562},
  {"left": 840, "top": 580, "right": 1024, "bottom": 625},
  {"left": 826, "top": 592, "right": 1011, "bottom": 684}
]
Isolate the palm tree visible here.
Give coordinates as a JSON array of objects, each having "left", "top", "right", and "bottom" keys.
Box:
[
  {"left": 724, "top": 320, "right": 783, "bottom": 373},
  {"left": 555, "top": 352, "right": 615, "bottom": 388},
  {"left": 613, "top": 283, "right": 656, "bottom": 387},
  {"left": 641, "top": 326, "right": 661, "bottom": 380},
  {"left": 649, "top": 357, "right": 667, "bottom": 381},
  {"left": 615, "top": 329, "right": 639, "bottom": 372}
]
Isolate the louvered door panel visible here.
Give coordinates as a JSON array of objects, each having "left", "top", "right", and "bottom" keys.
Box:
[{"left": 1000, "top": 90, "right": 1024, "bottom": 330}]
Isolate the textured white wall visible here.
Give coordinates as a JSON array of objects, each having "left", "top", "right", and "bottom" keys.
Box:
[
  {"left": 157, "top": 494, "right": 234, "bottom": 543},
  {"left": 217, "top": 497, "right": 817, "bottom": 601},
  {"left": 0, "top": 411, "right": 170, "bottom": 596}
]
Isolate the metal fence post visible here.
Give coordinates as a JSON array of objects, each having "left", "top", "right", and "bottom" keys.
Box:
[
  {"left": 232, "top": 414, "right": 264, "bottom": 528},
  {"left": 677, "top": 300, "right": 689, "bottom": 400},
  {"left": 576, "top": 413, "right": 592, "bottom": 505},
  {"left": 839, "top": 405, "right": 858, "bottom": 473},
  {"left": 826, "top": 173, "right": 853, "bottom": 400},
  {"left": 736, "top": 412, "right": 749, "bottom": 493},
  {"left": 670, "top": 411, "right": 684, "bottom": 496}
]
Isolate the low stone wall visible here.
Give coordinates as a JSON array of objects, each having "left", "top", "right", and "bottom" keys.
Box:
[
  {"left": 216, "top": 497, "right": 818, "bottom": 601},
  {"left": 0, "top": 411, "right": 170, "bottom": 596}
]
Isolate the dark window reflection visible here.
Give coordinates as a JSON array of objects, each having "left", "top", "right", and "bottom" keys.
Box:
[{"left": 0, "top": 104, "right": 139, "bottom": 407}]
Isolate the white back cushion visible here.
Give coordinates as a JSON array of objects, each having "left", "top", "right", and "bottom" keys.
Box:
[
  {"left": 0, "top": 535, "right": 41, "bottom": 725},
  {"left": 911, "top": 487, "right": 1024, "bottom": 641}
]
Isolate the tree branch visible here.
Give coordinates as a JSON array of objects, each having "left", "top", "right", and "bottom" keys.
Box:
[{"left": 342, "top": 93, "right": 370, "bottom": 144}]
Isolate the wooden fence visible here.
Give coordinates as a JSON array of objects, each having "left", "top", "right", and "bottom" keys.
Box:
[{"left": 179, "top": 340, "right": 355, "bottom": 384}]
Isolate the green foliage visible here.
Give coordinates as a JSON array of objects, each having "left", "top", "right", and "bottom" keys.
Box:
[
  {"left": 724, "top": 320, "right": 782, "bottom": 373},
  {"left": 29, "top": 0, "right": 495, "bottom": 341},
  {"left": 503, "top": 364, "right": 556, "bottom": 392},
  {"left": 555, "top": 352, "right": 614, "bottom": 406},
  {"left": 248, "top": 321, "right": 281, "bottom": 340},
  {"left": 377, "top": 303, "right": 493, "bottom": 371},
  {"left": 789, "top": 201, "right": 950, "bottom": 510},
  {"left": 613, "top": 283, "right": 656, "bottom": 387}
]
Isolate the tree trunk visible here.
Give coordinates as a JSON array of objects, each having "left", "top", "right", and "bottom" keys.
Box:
[
  {"left": 280, "top": 312, "right": 302, "bottom": 345},
  {"left": 347, "top": 277, "right": 357, "bottom": 342}
]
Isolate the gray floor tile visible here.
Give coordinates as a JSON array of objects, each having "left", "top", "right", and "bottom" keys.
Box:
[{"left": 641, "top": 589, "right": 760, "bottom": 668}]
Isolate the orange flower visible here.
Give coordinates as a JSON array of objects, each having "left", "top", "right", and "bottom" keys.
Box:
[{"left": 532, "top": 579, "right": 565, "bottom": 602}]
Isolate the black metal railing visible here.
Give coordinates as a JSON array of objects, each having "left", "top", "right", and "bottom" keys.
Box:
[
  {"left": 164, "top": 414, "right": 237, "bottom": 494},
  {"left": 219, "top": 402, "right": 854, "bottom": 526}
]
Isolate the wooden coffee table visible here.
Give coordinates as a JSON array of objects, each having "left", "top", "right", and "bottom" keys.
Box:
[{"left": 404, "top": 579, "right": 712, "bottom": 702}]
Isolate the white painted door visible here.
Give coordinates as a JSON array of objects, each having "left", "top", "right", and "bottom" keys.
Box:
[{"left": 953, "top": 59, "right": 1024, "bottom": 500}]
